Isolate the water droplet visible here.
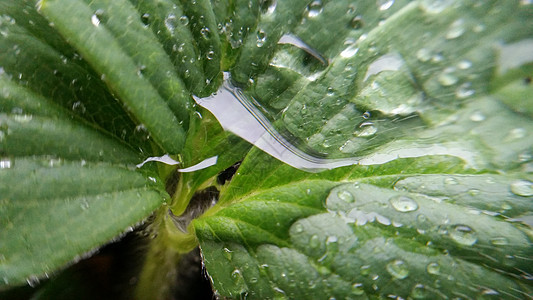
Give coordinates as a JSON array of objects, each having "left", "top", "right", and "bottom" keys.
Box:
[
  {"left": 140, "top": 13, "right": 150, "bottom": 25},
  {"left": 446, "top": 19, "right": 465, "bottom": 39},
  {"left": 426, "top": 262, "right": 440, "bottom": 274},
  {"left": 377, "top": 0, "right": 395, "bottom": 10},
  {"left": 389, "top": 196, "right": 418, "bottom": 212},
  {"left": 26, "top": 275, "right": 40, "bottom": 287},
  {"left": 231, "top": 269, "right": 244, "bottom": 283},
  {"left": 12, "top": 114, "right": 32, "bottom": 123},
  {"left": 386, "top": 259, "right": 408, "bottom": 279},
  {"left": 80, "top": 199, "right": 89, "bottom": 210},
  {"left": 469, "top": 110, "right": 485, "bottom": 122},
  {"left": 309, "top": 234, "right": 320, "bottom": 248},
  {"left": 260, "top": 0, "right": 277, "bottom": 14},
  {"left": 420, "top": 0, "right": 453, "bottom": 13},
  {"left": 416, "top": 48, "right": 432, "bottom": 62},
  {"left": 306, "top": 1, "right": 323, "bottom": 18},
  {"left": 509, "top": 128, "right": 527, "bottom": 140},
  {"left": 179, "top": 15, "right": 189, "bottom": 26},
  {"left": 200, "top": 27, "right": 210, "bottom": 40},
  {"left": 91, "top": 9, "right": 104, "bottom": 27},
  {"left": 441, "top": 177, "right": 459, "bottom": 186},
  {"left": 293, "top": 223, "right": 304, "bottom": 233},
  {"left": 457, "top": 59, "right": 472, "bottom": 69},
  {"left": 450, "top": 224, "right": 477, "bottom": 246},
  {"left": 72, "top": 101, "right": 86, "bottom": 114},
  {"left": 455, "top": 82, "right": 475, "bottom": 98},
  {"left": 340, "top": 43, "right": 359, "bottom": 58},
  {"left": 0, "top": 158, "right": 12, "bottom": 169},
  {"left": 351, "top": 283, "right": 364, "bottom": 296},
  {"left": 360, "top": 265, "right": 371, "bottom": 276},
  {"left": 438, "top": 69, "right": 458, "bottom": 86},
  {"left": 350, "top": 16, "right": 363, "bottom": 29},
  {"left": 223, "top": 247, "right": 233, "bottom": 261},
  {"left": 510, "top": 180, "right": 533, "bottom": 196},
  {"left": 206, "top": 50, "right": 215, "bottom": 60},
  {"left": 490, "top": 237, "right": 508, "bottom": 246},
  {"left": 411, "top": 284, "right": 428, "bottom": 299},
  {"left": 337, "top": 189, "right": 355, "bottom": 203},
  {"left": 256, "top": 29, "right": 266, "bottom": 47},
  {"left": 355, "top": 122, "right": 377, "bottom": 137}
]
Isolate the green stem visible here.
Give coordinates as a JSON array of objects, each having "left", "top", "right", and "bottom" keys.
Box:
[{"left": 135, "top": 206, "right": 198, "bottom": 300}]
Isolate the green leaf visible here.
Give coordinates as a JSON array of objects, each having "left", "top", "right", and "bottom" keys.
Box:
[
  {"left": 195, "top": 156, "right": 532, "bottom": 299},
  {"left": 194, "top": 0, "right": 533, "bottom": 299},
  {"left": 38, "top": 0, "right": 189, "bottom": 153},
  {"left": 0, "top": 158, "right": 168, "bottom": 287}
]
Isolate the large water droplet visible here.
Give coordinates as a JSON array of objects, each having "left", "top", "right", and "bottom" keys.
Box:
[
  {"left": 510, "top": 180, "right": 533, "bottom": 196},
  {"left": 389, "top": 196, "right": 418, "bottom": 212},
  {"left": 337, "top": 189, "right": 355, "bottom": 203},
  {"left": 450, "top": 224, "right": 477, "bottom": 246},
  {"left": 386, "top": 259, "right": 409, "bottom": 279}
]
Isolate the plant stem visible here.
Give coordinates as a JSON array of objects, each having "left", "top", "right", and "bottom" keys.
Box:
[{"left": 135, "top": 206, "right": 197, "bottom": 300}]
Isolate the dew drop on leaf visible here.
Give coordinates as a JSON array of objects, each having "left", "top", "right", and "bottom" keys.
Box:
[
  {"left": 140, "top": 13, "right": 150, "bottom": 26},
  {"left": 389, "top": 196, "right": 418, "bottom": 212},
  {"left": 351, "top": 283, "right": 365, "bottom": 296},
  {"left": 469, "top": 110, "right": 485, "bottom": 122},
  {"left": 337, "top": 190, "right": 355, "bottom": 203},
  {"left": 510, "top": 179, "right": 533, "bottom": 196},
  {"left": 438, "top": 69, "right": 458, "bottom": 86},
  {"left": 416, "top": 48, "right": 432, "bottom": 62},
  {"left": 455, "top": 82, "right": 475, "bottom": 98},
  {"left": 91, "top": 9, "right": 104, "bottom": 27},
  {"left": 26, "top": 275, "right": 40, "bottom": 287},
  {"left": 457, "top": 59, "right": 472, "bottom": 69},
  {"left": 293, "top": 223, "right": 304, "bottom": 233},
  {"left": 0, "top": 158, "right": 12, "bottom": 169},
  {"left": 386, "top": 259, "right": 409, "bottom": 279},
  {"left": 450, "top": 224, "right": 477, "bottom": 246},
  {"left": 350, "top": 16, "right": 363, "bottom": 29},
  {"left": 490, "top": 237, "right": 509, "bottom": 246},
  {"left": 410, "top": 284, "right": 428, "bottom": 299},
  {"left": 309, "top": 234, "right": 320, "bottom": 248},
  {"left": 426, "top": 262, "right": 440, "bottom": 275},
  {"left": 377, "top": 0, "right": 395, "bottom": 11},
  {"left": 179, "top": 15, "right": 189, "bottom": 26},
  {"left": 223, "top": 247, "right": 232, "bottom": 261},
  {"left": 306, "top": 0, "right": 323, "bottom": 18},
  {"left": 446, "top": 19, "right": 465, "bottom": 39}
]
